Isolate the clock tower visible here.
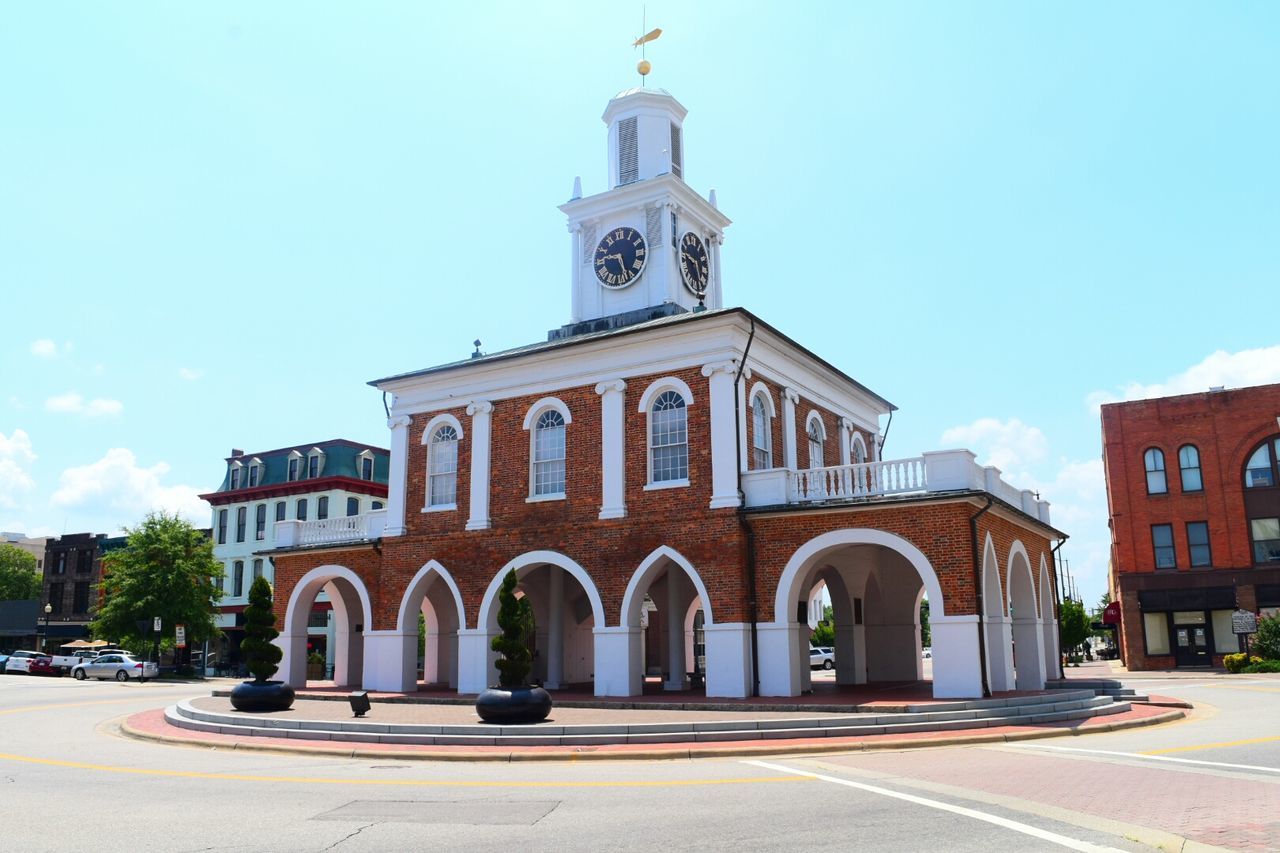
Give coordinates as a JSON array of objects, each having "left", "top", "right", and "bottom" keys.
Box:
[{"left": 557, "top": 88, "right": 731, "bottom": 334}]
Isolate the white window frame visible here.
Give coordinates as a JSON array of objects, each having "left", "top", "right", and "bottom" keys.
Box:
[
  {"left": 357, "top": 449, "right": 376, "bottom": 482},
  {"left": 748, "top": 383, "right": 775, "bottom": 470},
  {"left": 851, "top": 432, "right": 868, "bottom": 465},
  {"left": 523, "top": 397, "right": 572, "bottom": 501},
  {"left": 306, "top": 447, "right": 325, "bottom": 480},
  {"left": 286, "top": 450, "right": 303, "bottom": 482},
  {"left": 638, "top": 377, "right": 694, "bottom": 489},
  {"left": 421, "top": 413, "right": 464, "bottom": 512},
  {"left": 806, "top": 411, "right": 826, "bottom": 469}
]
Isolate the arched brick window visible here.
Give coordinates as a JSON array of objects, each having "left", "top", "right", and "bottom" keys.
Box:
[
  {"left": 1178, "top": 445, "right": 1202, "bottom": 492},
  {"left": 1144, "top": 447, "right": 1167, "bottom": 494},
  {"left": 650, "top": 391, "right": 689, "bottom": 484},
  {"left": 751, "top": 393, "right": 772, "bottom": 469},
  {"left": 427, "top": 425, "right": 460, "bottom": 508}
]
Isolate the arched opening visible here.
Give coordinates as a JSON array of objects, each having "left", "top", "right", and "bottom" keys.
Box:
[
  {"left": 473, "top": 552, "right": 603, "bottom": 694},
  {"left": 981, "top": 535, "right": 1015, "bottom": 692},
  {"left": 1007, "top": 543, "right": 1047, "bottom": 691},
  {"left": 395, "top": 561, "right": 466, "bottom": 693},
  {"left": 279, "top": 565, "right": 372, "bottom": 689},
  {"left": 1039, "top": 556, "right": 1060, "bottom": 680},
  {"left": 765, "top": 528, "right": 982, "bottom": 699},
  {"left": 619, "top": 546, "right": 715, "bottom": 695},
  {"left": 794, "top": 567, "right": 859, "bottom": 692}
]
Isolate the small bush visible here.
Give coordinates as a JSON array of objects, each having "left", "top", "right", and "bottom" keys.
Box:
[
  {"left": 307, "top": 652, "right": 324, "bottom": 665},
  {"left": 1253, "top": 614, "right": 1280, "bottom": 660},
  {"left": 1224, "top": 653, "right": 1263, "bottom": 673},
  {"left": 1241, "top": 659, "right": 1280, "bottom": 673}
]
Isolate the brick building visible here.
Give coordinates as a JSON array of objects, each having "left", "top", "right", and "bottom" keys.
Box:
[
  {"left": 265, "top": 86, "right": 1064, "bottom": 699},
  {"left": 1102, "top": 382, "right": 1280, "bottom": 669}
]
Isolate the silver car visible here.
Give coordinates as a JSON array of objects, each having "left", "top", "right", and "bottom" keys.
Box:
[{"left": 71, "top": 653, "right": 158, "bottom": 682}]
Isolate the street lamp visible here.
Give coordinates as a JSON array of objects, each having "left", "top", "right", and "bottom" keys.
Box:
[{"left": 41, "top": 603, "right": 51, "bottom": 652}]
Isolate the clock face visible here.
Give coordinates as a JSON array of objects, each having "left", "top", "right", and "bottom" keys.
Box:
[
  {"left": 679, "top": 232, "right": 710, "bottom": 296},
  {"left": 593, "top": 226, "right": 647, "bottom": 289}
]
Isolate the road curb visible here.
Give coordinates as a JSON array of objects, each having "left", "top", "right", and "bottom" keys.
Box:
[{"left": 119, "top": 705, "right": 1187, "bottom": 763}]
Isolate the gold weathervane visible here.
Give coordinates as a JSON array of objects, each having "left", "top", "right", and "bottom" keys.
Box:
[{"left": 633, "top": 23, "right": 661, "bottom": 82}]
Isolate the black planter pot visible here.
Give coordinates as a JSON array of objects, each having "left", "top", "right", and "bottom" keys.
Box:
[
  {"left": 229, "top": 679, "right": 296, "bottom": 713},
  {"left": 475, "top": 685, "right": 553, "bottom": 724}
]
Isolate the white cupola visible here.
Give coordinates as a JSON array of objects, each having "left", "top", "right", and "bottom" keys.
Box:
[{"left": 603, "top": 88, "right": 687, "bottom": 187}]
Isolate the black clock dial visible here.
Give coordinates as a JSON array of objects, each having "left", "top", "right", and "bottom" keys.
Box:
[
  {"left": 679, "top": 232, "right": 710, "bottom": 296},
  {"left": 593, "top": 226, "right": 647, "bottom": 289}
]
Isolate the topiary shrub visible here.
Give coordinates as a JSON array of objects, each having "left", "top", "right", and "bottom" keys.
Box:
[
  {"left": 240, "top": 576, "right": 282, "bottom": 683},
  {"left": 490, "top": 569, "right": 534, "bottom": 688}
]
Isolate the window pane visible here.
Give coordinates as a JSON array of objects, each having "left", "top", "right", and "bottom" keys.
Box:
[
  {"left": 429, "top": 426, "right": 459, "bottom": 506},
  {"left": 1145, "top": 449, "right": 1167, "bottom": 494},
  {"left": 1211, "top": 610, "right": 1238, "bottom": 653},
  {"left": 1152, "top": 524, "right": 1175, "bottom": 569},
  {"left": 347, "top": 497, "right": 359, "bottom": 516},
  {"left": 650, "top": 392, "right": 688, "bottom": 483},
  {"left": 1143, "top": 612, "right": 1170, "bottom": 655},
  {"left": 1251, "top": 517, "right": 1280, "bottom": 562},
  {"left": 533, "top": 412, "right": 566, "bottom": 496},
  {"left": 1179, "top": 446, "right": 1202, "bottom": 491},
  {"left": 1245, "top": 444, "right": 1274, "bottom": 488},
  {"left": 1186, "top": 521, "right": 1210, "bottom": 566},
  {"left": 1146, "top": 470, "right": 1167, "bottom": 494},
  {"left": 275, "top": 501, "right": 285, "bottom": 522}
]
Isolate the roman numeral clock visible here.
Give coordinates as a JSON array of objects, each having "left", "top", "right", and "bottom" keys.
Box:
[{"left": 593, "top": 227, "right": 648, "bottom": 288}]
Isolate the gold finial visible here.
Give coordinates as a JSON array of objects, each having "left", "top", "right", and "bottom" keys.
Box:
[{"left": 633, "top": 8, "right": 661, "bottom": 86}]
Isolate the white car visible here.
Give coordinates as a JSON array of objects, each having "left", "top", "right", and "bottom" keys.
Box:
[
  {"left": 922, "top": 647, "right": 933, "bottom": 659},
  {"left": 4, "top": 650, "right": 45, "bottom": 674},
  {"left": 70, "top": 653, "right": 159, "bottom": 682},
  {"left": 809, "top": 647, "right": 835, "bottom": 669}
]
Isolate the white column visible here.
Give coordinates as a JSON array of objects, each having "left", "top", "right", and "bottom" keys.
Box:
[
  {"left": 594, "top": 626, "right": 642, "bottom": 696},
  {"left": 665, "top": 573, "right": 686, "bottom": 690},
  {"left": 595, "top": 380, "right": 627, "bottom": 520},
  {"left": 709, "top": 234, "right": 724, "bottom": 310},
  {"left": 756, "top": 621, "right": 805, "bottom": 696},
  {"left": 457, "top": 627, "right": 492, "bottom": 694},
  {"left": 274, "top": 632, "right": 307, "bottom": 688},
  {"left": 838, "top": 417, "right": 854, "bottom": 466},
  {"left": 985, "top": 616, "right": 1015, "bottom": 692},
  {"left": 569, "top": 223, "right": 582, "bottom": 323},
  {"left": 931, "top": 615, "right": 983, "bottom": 698},
  {"left": 703, "top": 622, "right": 752, "bottom": 698},
  {"left": 361, "top": 630, "right": 417, "bottom": 692},
  {"left": 384, "top": 415, "right": 411, "bottom": 537},
  {"left": 702, "top": 360, "right": 741, "bottom": 509},
  {"left": 782, "top": 388, "right": 800, "bottom": 470},
  {"left": 1012, "top": 617, "right": 1047, "bottom": 690},
  {"left": 546, "top": 569, "right": 564, "bottom": 689},
  {"left": 465, "top": 400, "right": 492, "bottom": 531}
]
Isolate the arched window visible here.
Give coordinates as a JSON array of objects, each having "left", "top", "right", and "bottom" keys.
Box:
[
  {"left": 1245, "top": 438, "right": 1280, "bottom": 488},
  {"left": 650, "top": 391, "right": 688, "bottom": 483},
  {"left": 1144, "top": 448, "right": 1167, "bottom": 494},
  {"left": 532, "top": 410, "right": 567, "bottom": 497},
  {"left": 428, "top": 425, "right": 460, "bottom": 507},
  {"left": 807, "top": 417, "right": 826, "bottom": 469},
  {"left": 852, "top": 433, "right": 867, "bottom": 465},
  {"left": 1178, "top": 445, "right": 1202, "bottom": 492},
  {"left": 296, "top": 498, "right": 308, "bottom": 521},
  {"left": 346, "top": 497, "right": 360, "bottom": 516},
  {"left": 751, "top": 394, "right": 772, "bottom": 469}
]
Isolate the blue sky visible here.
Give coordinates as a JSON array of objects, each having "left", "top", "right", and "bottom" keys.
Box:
[{"left": 3, "top": 3, "right": 1277, "bottom": 608}]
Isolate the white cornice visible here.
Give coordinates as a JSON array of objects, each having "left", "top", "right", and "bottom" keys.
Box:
[{"left": 559, "top": 173, "right": 731, "bottom": 233}]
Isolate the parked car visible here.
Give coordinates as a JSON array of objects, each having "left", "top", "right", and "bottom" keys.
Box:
[
  {"left": 809, "top": 647, "right": 835, "bottom": 669},
  {"left": 0, "top": 653, "right": 10, "bottom": 672},
  {"left": 922, "top": 647, "right": 933, "bottom": 659},
  {"left": 70, "top": 653, "right": 158, "bottom": 682},
  {"left": 27, "top": 655, "right": 58, "bottom": 676},
  {"left": 4, "top": 650, "right": 47, "bottom": 674},
  {"left": 49, "top": 650, "right": 98, "bottom": 675}
]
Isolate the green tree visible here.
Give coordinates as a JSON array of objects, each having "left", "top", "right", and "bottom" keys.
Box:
[
  {"left": 1252, "top": 613, "right": 1280, "bottom": 661},
  {"left": 490, "top": 569, "right": 534, "bottom": 688},
  {"left": 1059, "top": 598, "right": 1091, "bottom": 661},
  {"left": 810, "top": 604, "right": 835, "bottom": 646},
  {"left": 0, "top": 544, "right": 41, "bottom": 600},
  {"left": 240, "top": 575, "right": 282, "bottom": 682},
  {"left": 92, "top": 512, "right": 222, "bottom": 650},
  {"left": 920, "top": 597, "right": 932, "bottom": 647}
]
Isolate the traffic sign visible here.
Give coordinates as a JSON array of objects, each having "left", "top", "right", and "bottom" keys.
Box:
[
  {"left": 153, "top": 616, "right": 162, "bottom": 632},
  {"left": 175, "top": 624, "right": 186, "bottom": 649},
  {"left": 1232, "top": 609, "right": 1258, "bottom": 635}
]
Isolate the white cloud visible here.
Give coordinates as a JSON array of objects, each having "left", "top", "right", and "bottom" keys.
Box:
[
  {"left": 51, "top": 448, "right": 207, "bottom": 523},
  {"left": 0, "top": 429, "right": 37, "bottom": 509},
  {"left": 45, "top": 391, "right": 123, "bottom": 417},
  {"left": 1087, "top": 345, "right": 1280, "bottom": 411},
  {"left": 30, "top": 339, "right": 57, "bottom": 358},
  {"left": 178, "top": 367, "right": 204, "bottom": 381},
  {"left": 939, "top": 417, "right": 1048, "bottom": 475}
]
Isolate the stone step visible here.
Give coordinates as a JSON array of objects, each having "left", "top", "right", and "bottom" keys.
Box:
[{"left": 166, "top": 694, "right": 1129, "bottom": 748}]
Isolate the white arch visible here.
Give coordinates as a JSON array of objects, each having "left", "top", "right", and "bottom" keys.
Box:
[
  {"left": 620, "top": 545, "right": 715, "bottom": 627},
  {"left": 773, "top": 528, "right": 947, "bottom": 623},
  {"left": 982, "top": 533, "right": 1005, "bottom": 618},
  {"left": 748, "top": 382, "right": 777, "bottom": 417},
  {"left": 285, "top": 564, "right": 373, "bottom": 635},
  {"left": 804, "top": 410, "right": 826, "bottom": 439},
  {"left": 420, "top": 412, "right": 464, "bottom": 444},
  {"left": 1006, "top": 540, "right": 1036, "bottom": 614},
  {"left": 477, "top": 550, "right": 606, "bottom": 631},
  {"left": 636, "top": 376, "right": 695, "bottom": 412},
  {"left": 395, "top": 559, "right": 467, "bottom": 634},
  {"left": 521, "top": 396, "right": 573, "bottom": 430},
  {"left": 851, "top": 432, "right": 868, "bottom": 464}
]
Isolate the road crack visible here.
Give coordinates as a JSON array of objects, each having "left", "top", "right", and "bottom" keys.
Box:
[{"left": 322, "top": 822, "right": 374, "bottom": 851}]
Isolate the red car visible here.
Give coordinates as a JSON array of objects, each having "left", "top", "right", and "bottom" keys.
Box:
[{"left": 27, "top": 656, "right": 58, "bottom": 676}]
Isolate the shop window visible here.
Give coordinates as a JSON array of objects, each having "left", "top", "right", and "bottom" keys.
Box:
[
  {"left": 1186, "top": 521, "right": 1211, "bottom": 567},
  {"left": 1144, "top": 448, "right": 1167, "bottom": 494},
  {"left": 1142, "top": 612, "right": 1170, "bottom": 655},
  {"left": 1151, "top": 524, "right": 1175, "bottom": 569},
  {"left": 1211, "top": 610, "right": 1238, "bottom": 653}
]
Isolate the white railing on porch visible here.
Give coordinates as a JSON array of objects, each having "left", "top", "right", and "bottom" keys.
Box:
[
  {"left": 275, "top": 509, "right": 387, "bottom": 548},
  {"left": 789, "top": 457, "right": 927, "bottom": 502}
]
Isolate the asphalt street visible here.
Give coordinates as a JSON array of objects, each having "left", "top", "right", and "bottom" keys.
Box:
[{"left": 1, "top": 671, "right": 1276, "bottom": 852}]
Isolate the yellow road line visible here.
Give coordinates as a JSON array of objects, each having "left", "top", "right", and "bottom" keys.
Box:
[
  {"left": 1142, "top": 735, "right": 1280, "bottom": 756},
  {"left": 0, "top": 752, "right": 811, "bottom": 788},
  {"left": 0, "top": 695, "right": 191, "bottom": 716},
  {"left": 1211, "top": 684, "right": 1280, "bottom": 694}
]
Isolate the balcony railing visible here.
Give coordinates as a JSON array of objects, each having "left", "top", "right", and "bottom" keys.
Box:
[
  {"left": 790, "top": 457, "right": 926, "bottom": 502},
  {"left": 274, "top": 509, "right": 387, "bottom": 548}
]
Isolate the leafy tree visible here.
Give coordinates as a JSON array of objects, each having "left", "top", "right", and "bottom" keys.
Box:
[
  {"left": 240, "top": 575, "right": 282, "bottom": 682},
  {"left": 920, "top": 597, "right": 932, "bottom": 647},
  {"left": 490, "top": 569, "right": 534, "bottom": 688},
  {"left": 1252, "top": 613, "right": 1280, "bottom": 661},
  {"left": 92, "top": 512, "right": 222, "bottom": 649},
  {"left": 0, "top": 544, "right": 41, "bottom": 600},
  {"left": 810, "top": 604, "right": 835, "bottom": 646},
  {"left": 1059, "top": 598, "right": 1091, "bottom": 661}
]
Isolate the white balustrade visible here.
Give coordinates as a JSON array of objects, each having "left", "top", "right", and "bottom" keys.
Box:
[
  {"left": 296, "top": 514, "right": 369, "bottom": 545},
  {"left": 788, "top": 457, "right": 927, "bottom": 503}
]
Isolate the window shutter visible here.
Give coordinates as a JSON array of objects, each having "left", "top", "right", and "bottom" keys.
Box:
[
  {"left": 670, "top": 122, "right": 682, "bottom": 178},
  {"left": 645, "top": 204, "right": 662, "bottom": 249},
  {"left": 618, "top": 117, "right": 639, "bottom": 185}
]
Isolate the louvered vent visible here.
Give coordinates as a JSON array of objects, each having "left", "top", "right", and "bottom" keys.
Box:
[
  {"left": 670, "top": 122, "right": 683, "bottom": 178},
  {"left": 670, "top": 212, "right": 678, "bottom": 248},
  {"left": 618, "top": 117, "right": 639, "bottom": 185},
  {"left": 581, "top": 224, "right": 597, "bottom": 265},
  {"left": 646, "top": 205, "right": 662, "bottom": 249}
]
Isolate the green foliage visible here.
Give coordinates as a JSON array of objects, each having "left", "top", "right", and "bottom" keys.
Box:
[
  {"left": 307, "top": 651, "right": 325, "bottom": 666},
  {"left": 810, "top": 620, "right": 835, "bottom": 647},
  {"left": 240, "top": 575, "right": 282, "bottom": 682},
  {"left": 0, "top": 544, "right": 41, "bottom": 600},
  {"left": 1252, "top": 613, "right": 1280, "bottom": 660},
  {"left": 1242, "top": 659, "right": 1280, "bottom": 673},
  {"left": 1059, "top": 599, "right": 1090, "bottom": 655},
  {"left": 920, "top": 597, "right": 931, "bottom": 647},
  {"left": 1223, "top": 652, "right": 1258, "bottom": 673},
  {"left": 490, "top": 569, "right": 534, "bottom": 688},
  {"left": 91, "top": 512, "right": 222, "bottom": 649}
]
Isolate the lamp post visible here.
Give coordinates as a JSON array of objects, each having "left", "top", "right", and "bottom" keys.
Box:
[{"left": 41, "top": 603, "right": 52, "bottom": 652}]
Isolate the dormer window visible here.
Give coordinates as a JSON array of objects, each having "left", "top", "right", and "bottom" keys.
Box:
[
  {"left": 307, "top": 448, "right": 324, "bottom": 479},
  {"left": 247, "top": 458, "right": 262, "bottom": 488},
  {"left": 286, "top": 450, "right": 302, "bottom": 482},
  {"left": 229, "top": 461, "right": 242, "bottom": 490},
  {"left": 357, "top": 450, "right": 376, "bottom": 482}
]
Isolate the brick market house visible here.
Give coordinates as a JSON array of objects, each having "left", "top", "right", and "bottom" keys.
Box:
[
  {"left": 264, "top": 86, "right": 1064, "bottom": 700},
  {"left": 1102, "top": 382, "right": 1280, "bottom": 670}
]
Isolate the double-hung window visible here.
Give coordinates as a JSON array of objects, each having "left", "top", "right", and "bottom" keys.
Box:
[
  {"left": 217, "top": 510, "right": 227, "bottom": 544},
  {"left": 532, "top": 410, "right": 567, "bottom": 497},
  {"left": 232, "top": 561, "right": 244, "bottom": 597},
  {"left": 650, "top": 391, "right": 688, "bottom": 483},
  {"left": 296, "top": 498, "right": 308, "bottom": 521},
  {"left": 751, "top": 394, "right": 772, "bottom": 469},
  {"left": 428, "top": 426, "right": 459, "bottom": 507},
  {"left": 255, "top": 504, "right": 267, "bottom": 540},
  {"left": 347, "top": 497, "right": 360, "bottom": 516},
  {"left": 1186, "top": 521, "right": 1211, "bottom": 567},
  {"left": 1144, "top": 448, "right": 1167, "bottom": 494},
  {"left": 1178, "top": 445, "right": 1202, "bottom": 492},
  {"left": 317, "top": 496, "right": 329, "bottom": 520},
  {"left": 807, "top": 419, "right": 825, "bottom": 469},
  {"left": 235, "top": 507, "right": 246, "bottom": 542},
  {"left": 1151, "top": 524, "right": 1176, "bottom": 569}
]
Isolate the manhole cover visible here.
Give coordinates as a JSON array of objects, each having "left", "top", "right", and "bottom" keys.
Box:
[{"left": 314, "top": 800, "right": 559, "bottom": 825}]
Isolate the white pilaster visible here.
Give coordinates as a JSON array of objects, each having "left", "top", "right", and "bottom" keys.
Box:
[
  {"left": 838, "top": 417, "right": 854, "bottom": 466},
  {"left": 931, "top": 615, "right": 983, "bottom": 698},
  {"left": 703, "top": 622, "right": 752, "bottom": 698},
  {"left": 1012, "top": 617, "right": 1047, "bottom": 690},
  {"left": 756, "top": 621, "right": 804, "bottom": 697},
  {"left": 569, "top": 223, "right": 583, "bottom": 323},
  {"left": 361, "top": 630, "right": 417, "bottom": 692},
  {"left": 782, "top": 388, "right": 800, "bottom": 470},
  {"left": 457, "top": 627, "right": 493, "bottom": 694},
  {"left": 546, "top": 570, "right": 564, "bottom": 689},
  {"left": 702, "top": 360, "right": 741, "bottom": 509},
  {"left": 275, "top": 632, "right": 307, "bottom": 688},
  {"left": 384, "top": 415, "right": 411, "bottom": 537},
  {"left": 594, "top": 626, "right": 642, "bottom": 696},
  {"left": 709, "top": 234, "right": 724, "bottom": 309},
  {"left": 595, "top": 380, "right": 627, "bottom": 519},
  {"left": 465, "top": 401, "right": 493, "bottom": 531}
]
